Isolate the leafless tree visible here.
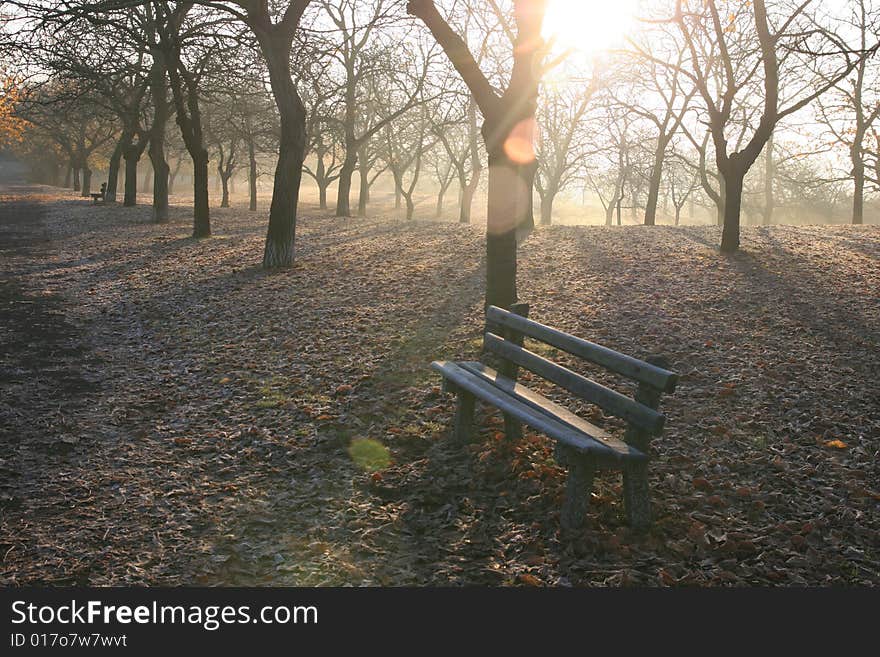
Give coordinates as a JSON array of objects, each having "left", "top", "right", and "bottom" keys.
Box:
[{"left": 408, "top": 0, "right": 549, "bottom": 308}]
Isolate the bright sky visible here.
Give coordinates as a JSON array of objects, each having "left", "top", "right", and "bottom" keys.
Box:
[{"left": 542, "top": 0, "right": 640, "bottom": 54}]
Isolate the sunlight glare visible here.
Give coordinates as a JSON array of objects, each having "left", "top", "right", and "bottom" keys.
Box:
[{"left": 542, "top": 0, "right": 639, "bottom": 54}]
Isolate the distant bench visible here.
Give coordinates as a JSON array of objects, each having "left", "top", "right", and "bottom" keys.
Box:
[
  {"left": 431, "top": 305, "right": 678, "bottom": 531},
  {"left": 90, "top": 183, "right": 107, "bottom": 204}
]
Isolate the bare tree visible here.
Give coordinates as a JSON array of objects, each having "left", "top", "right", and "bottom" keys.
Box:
[
  {"left": 625, "top": 25, "right": 696, "bottom": 225},
  {"left": 815, "top": 0, "right": 880, "bottom": 225},
  {"left": 380, "top": 102, "right": 436, "bottom": 220},
  {"left": 587, "top": 105, "right": 634, "bottom": 226},
  {"left": 408, "top": 0, "right": 549, "bottom": 308},
  {"left": 646, "top": 0, "right": 866, "bottom": 251},
  {"left": 535, "top": 75, "right": 599, "bottom": 225}
]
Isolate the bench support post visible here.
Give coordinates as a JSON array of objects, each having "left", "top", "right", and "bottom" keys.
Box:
[
  {"left": 622, "top": 355, "right": 669, "bottom": 530},
  {"left": 452, "top": 390, "right": 476, "bottom": 443},
  {"left": 556, "top": 446, "right": 595, "bottom": 531},
  {"left": 490, "top": 302, "right": 529, "bottom": 441},
  {"left": 622, "top": 462, "right": 652, "bottom": 529}
]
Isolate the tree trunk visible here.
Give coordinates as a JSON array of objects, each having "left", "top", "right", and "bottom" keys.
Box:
[
  {"left": 220, "top": 171, "right": 230, "bottom": 208},
  {"left": 405, "top": 193, "right": 415, "bottom": 220},
  {"left": 314, "top": 150, "right": 327, "bottom": 210},
  {"left": 148, "top": 52, "right": 169, "bottom": 223},
  {"left": 192, "top": 149, "right": 210, "bottom": 237},
  {"left": 123, "top": 148, "right": 139, "bottom": 207},
  {"left": 720, "top": 168, "right": 744, "bottom": 253},
  {"left": 248, "top": 140, "right": 257, "bottom": 212},
  {"left": 261, "top": 36, "right": 306, "bottom": 268},
  {"left": 517, "top": 161, "right": 537, "bottom": 236},
  {"left": 852, "top": 157, "right": 865, "bottom": 225},
  {"left": 106, "top": 133, "right": 130, "bottom": 203},
  {"left": 484, "top": 149, "right": 526, "bottom": 309},
  {"left": 149, "top": 143, "right": 170, "bottom": 223},
  {"left": 605, "top": 204, "right": 614, "bottom": 226},
  {"left": 643, "top": 141, "right": 666, "bottom": 226},
  {"left": 435, "top": 185, "right": 446, "bottom": 218},
  {"left": 460, "top": 168, "right": 480, "bottom": 223},
  {"left": 335, "top": 155, "right": 356, "bottom": 217},
  {"left": 716, "top": 175, "right": 726, "bottom": 227},
  {"left": 357, "top": 164, "right": 370, "bottom": 217},
  {"left": 73, "top": 166, "right": 81, "bottom": 192},
  {"left": 64, "top": 166, "right": 72, "bottom": 188},
  {"left": 540, "top": 189, "right": 554, "bottom": 226},
  {"left": 762, "top": 135, "right": 774, "bottom": 226},
  {"left": 394, "top": 181, "right": 402, "bottom": 210},
  {"left": 80, "top": 166, "right": 91, "bottom": 197},
  {"left": 674, "top": 206, "right": 681, "bottom": 226}
]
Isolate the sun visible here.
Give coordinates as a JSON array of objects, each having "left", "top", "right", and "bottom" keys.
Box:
[{"left": 542, "top": 0, "right": 640, "bottom": 54}]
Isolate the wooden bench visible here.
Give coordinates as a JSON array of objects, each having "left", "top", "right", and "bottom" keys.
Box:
[
  {"left": 431, "top": 305, "right": 678, "bottom": 531},
  {"left": 90, "top": 183, "right": 106, "bottom": 204}
]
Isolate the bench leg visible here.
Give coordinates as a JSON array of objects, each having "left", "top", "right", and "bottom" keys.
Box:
[
  {"left": 452, "top": 390, "right": 475, "bottom": 443},
  {"left": 503, "top": 413, "right": 522, "bottom": 441},
  {"left": 560, "top": 450, "right": 596, "bottom": 531},
  {"left": 623, "top": 462, "right": 652, "bottom": 530}
]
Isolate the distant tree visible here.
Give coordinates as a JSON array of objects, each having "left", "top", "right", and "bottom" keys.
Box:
[
  {"left": 0, "top": 76, "right": 29, "bottom": 149},
  {"left": 433, "top": 96, "right": 482, "bottom": 223},
  {"left": 320, "top": 0, "right": 434, "bottom": 217},
  {"left": 646, "top": 0, "right": 866, "bottom": 251},
  {"left": 626, "top": 25, "right": 696, "bottom": 225},
  {"left": 380, "top": 102, "right": 436, "bottom": 220},
  {"left": 665, "top": 146, "right": 700, "bottom": 226},
  {"left": 815, "top": 0, "right": 880, "bottom": 225},
  {"left": 586, "top": 104, "right": 634, "bottom": 226},
  {"left": 299, "top": 53, "right": 343, "bottom": 211},
  {"left": 20, "top": 82, "right": 116, "bottom": 197},
  {"left": 535, "top": 75, "right": 599, "bottom": 225}
]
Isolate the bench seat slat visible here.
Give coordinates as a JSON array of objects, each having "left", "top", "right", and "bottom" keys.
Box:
[
  {"left": 484, "top": 333, "right": 666, "bottom": 435},
  {"left": 486, "top": 305, "right": 678, "bottom": 393},
  {"left": 457, "top": 362, "right": 644, "bottom": 459},
  {"left": 431, "top": 360, "right": 646, "bottom": 463}
]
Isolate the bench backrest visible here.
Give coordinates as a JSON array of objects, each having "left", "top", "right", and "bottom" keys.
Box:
[{"left": 484, "top": 305, "right": 678, "bottom": 436}]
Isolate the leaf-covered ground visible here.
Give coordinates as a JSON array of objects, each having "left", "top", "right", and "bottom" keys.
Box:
[{"left": 1, "top": 185, "right": 878, "bottom": 586}]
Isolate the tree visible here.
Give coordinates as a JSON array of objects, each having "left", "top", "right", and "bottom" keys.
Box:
[
  {"left": 155, "top": 1, "right": 227, "bottom": 237},
  {"left": 19, "top": 81, "right": 116, "bottom": 197},
  {"left": 300, "top": 54, "right": 343, "bottom": 210},
  {"left": 319, "top": 0, "right": 434, "bottom": 217},
  {"left": 205, "top": 0, "right": 313, "bottom": 266},
  {"left": 665, "top": 146, "right": 700, "bottom": 225},
  {"left": 535, "top": 75, "right": 599, "bottom": 225},
  {"left": 408, "top": 0, "right": 549, "bottom": 309},
  {"left": 651, "top": 0, "right": 865, "bottom": 252},
  {"left": 587, "top": 104, "right": 633, "bottom": 226},
  {"left": 45, "top": 13, "right": 151, "bottom": 204},
  {"left": 380, "top": 102, "right": 435, "bottom": 220},
  {"left": 815, "top": 0, "right": 880, "bottom": 225},
  {"left": 0, "top": 76, "right": 30, "bottom": 149},
  {"left": 625, "top": 25, "right": 696, "bottom": 225},
  {"left": 207, "top": 70, "right": 277, "bottom": 212}
]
